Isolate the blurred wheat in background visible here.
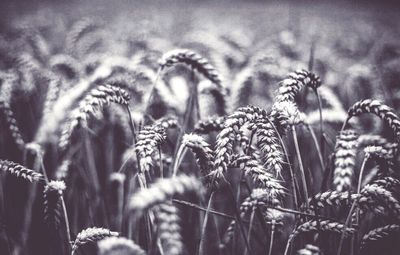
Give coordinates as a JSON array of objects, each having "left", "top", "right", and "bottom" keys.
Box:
[{"left": 0, "top": 0, "right": 400, "bottom": 254}]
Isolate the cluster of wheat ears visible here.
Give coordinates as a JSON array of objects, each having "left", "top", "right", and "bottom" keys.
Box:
[{"left": 0, "top": 7, "right": 400, "bottom": 255}]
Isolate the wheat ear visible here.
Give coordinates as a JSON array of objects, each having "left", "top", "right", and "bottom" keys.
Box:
[
  {"left": 181, "top": 133, "right": 214, "bottom": 175},
  {"left": 59, "top": 84, "right": 130, "bottom": 151},
  {"left": 333, "top": 129, "right": 359, "bottom": 192},
  {"left": 154, "top": 202, "right": 183, "bottom": 255},
  {"left": 275, "top": 70, "right": 321, "bottom": 103},
  {"left": 360, "top": 224, "right": 400, "bottom": 251},
  {"left": 43, "top": 180, "right": 66, "bottom": 228},
  {"left": 345, "top": 99, "right": 400, "bottom": 141},
  {"left": 0, "top": 160, "right": 43, "bottom": 182},
  {"left": 194, "top": 116, "right": 226, "bottom": 134},
  {"left": 97, "top": 236, "right": 146, "bottom": 255},
  {"left": 284, "top": 220, "right": 355, "bottom": 255},
  {"left": 297, "top": 244, "right": 322, "bottom": 255},
  {"left": 71, "top": 227, "right": 119, "bottom": 255},
  {"left": 230, "top": 154, "right": 285, "bottom": 197},
  {"left": 0, "top": 100, "right": 25, "bottom": 150},
  {"left": 129, "top": 175, "right": 203, "bottom": 216},
  {"left": 158, "top": 48, "right": 224, "bottom": 88},
  {"left": 135, "top": 124, "right": 167, "bottom": 172},
  {"left": 211, "top": 105, "right": 268, "bottom": 183}
]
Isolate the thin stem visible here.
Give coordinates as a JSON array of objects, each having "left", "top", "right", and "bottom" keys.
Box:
[
  {"left": 172, "top": 199, "right": 235, "bottom": 220},
  {"left": 292, "top": 125, "right": 309, "bottom": 208},
  {"left": 172, "top": 145, "right": 187, "bottom": 177},
  {"left": 158, "top": 145, "right": 163, "bottom": 178},
  {"left": 306, "top": 124, "right": 325, "bottom": 171},
  {"left": 60, "top": 196, "right": 72, "bottom": 251},
  {"left": 199, "top": 191, "right": 215, "bottom": 255},
  {"left": 36, "top": 149, "right": 49, "bottom": 183},
  {"left": 341, "top": 117, "right": 350, "bottom": 132},
  {"left": 169, "top": 81, "right": 196, "bottom": 176},
  {"left": 173, "top": 198, "right": 351, "bottom": 223},
  {"left": 244, "top": 208, "right": 256, "bottom": 255},
  {"left": 336, "top": 156, "right": 368, "bottom": 255},
  {"left": 284, "top": 237, "right": 293, "bottom": 255},
  {"left": 125, "top": 105, "right": 137, "bottom": 145},
  {"left": 226, "top": 181, "right": 253, "bottom": 255},
  {"left": 314, "top": 89, "right": 325, "bottom": 159},
  {"left": 268, "top": 224, "right": 275, "bottom": 255},
  {"left": 144, "top": 69, "right": 161, "bottom": 114}
]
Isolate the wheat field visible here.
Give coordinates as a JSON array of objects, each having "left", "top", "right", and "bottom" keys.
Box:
[{"left": 0, "top": 1, "right": 400, "bottom": 255}]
